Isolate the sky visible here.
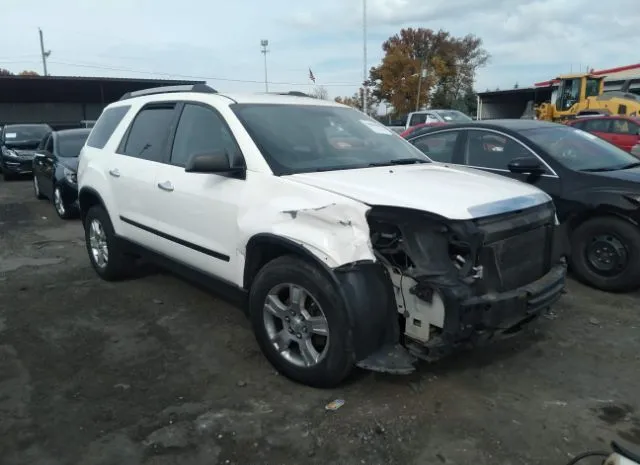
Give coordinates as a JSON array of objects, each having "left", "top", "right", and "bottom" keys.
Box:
[{"left": 2, "top": 0, "right": 639, "bottom": 105}]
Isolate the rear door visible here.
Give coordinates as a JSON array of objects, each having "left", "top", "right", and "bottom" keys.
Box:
[
  {"left": 460, "top": 128, "right": 563, "bottom": 204},
  {"left": 609, "top": 118, "right": 640, "bottom": 152},
  {"left": 110, "top": 102, "right": 178, "bottom": 245}
]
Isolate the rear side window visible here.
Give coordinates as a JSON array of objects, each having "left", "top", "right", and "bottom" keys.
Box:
[
  {"left": 411, "top": 131, "right": 462, "bottom": 163},
  {"left": 121, "top": 105, "right": 175, "bottom": 162},
  {"left": 583, "top": 119, "right": 610, "bottom": 133},
  {"left": 87, "top": 105, "right": 130, "bottom": 149}
]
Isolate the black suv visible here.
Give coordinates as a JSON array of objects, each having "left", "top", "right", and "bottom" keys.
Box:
[{"left": 1, "top": 123, "right": 52, "bottom": 180}]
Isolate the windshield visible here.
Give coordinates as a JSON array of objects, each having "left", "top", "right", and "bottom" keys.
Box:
[
  {"left": 3, "top": 125, "right": 50, "bottom": 146},
  {"left": 58, "top": 132, "right": 90, "bottom": 158},
  {"left": 231, "top": 104, "right": 430, "bottom": 174},
  {"left": 521, "top": 125, "right": 640, "bottom": 172},
  {"left": 433, "top": 110, "right": 472, "bottom": 122}
]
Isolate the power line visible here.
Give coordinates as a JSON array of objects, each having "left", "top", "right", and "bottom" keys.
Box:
[{"left": 44, "top": 59, "right": 359, "bottom": 87}]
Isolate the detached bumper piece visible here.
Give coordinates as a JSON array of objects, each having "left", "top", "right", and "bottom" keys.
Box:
[{"left": 407, "top": 263, "right": 567, "bottom": 361}]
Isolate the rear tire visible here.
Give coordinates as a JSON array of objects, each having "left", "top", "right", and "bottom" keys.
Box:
[
  {"left": 569, "top": 216, "right": 640, "bottom": 292},
  {"left": 84, "top": 205, "right": 134, "bottom": 281},
  {"left": 248, "top": 255, "right": 354, "bottom": 388},
  {"left": 33, "top": 175, "right": 46, "bottom": 200}
]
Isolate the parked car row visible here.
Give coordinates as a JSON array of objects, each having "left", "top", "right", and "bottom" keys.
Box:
[{"left": 0, "top": 123, "right": 88, "bottom": 219}]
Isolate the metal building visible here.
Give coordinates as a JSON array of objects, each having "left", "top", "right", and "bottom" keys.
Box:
[
  {"left": 477, "top": 63, "right": 640, "bottom": 120},
  {"left": 0, "top": 75, "right": 205, "bottom": 129}
]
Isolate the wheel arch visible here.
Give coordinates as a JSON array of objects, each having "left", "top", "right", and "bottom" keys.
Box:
[
  {"left": 567, "top": 206, "right": 638, "bottom": 234},
  {"left": 78, "top": 186, "right": 107, "bottom": 225},
  {"left": 243, "top": 232, "right": 400, "bottom": 362}
]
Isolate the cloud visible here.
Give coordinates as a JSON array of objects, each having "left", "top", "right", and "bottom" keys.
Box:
[{"left": 1, "top": 0, "right": 638, "bottom": 100}]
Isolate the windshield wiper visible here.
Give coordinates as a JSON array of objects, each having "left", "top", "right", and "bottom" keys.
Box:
[
  {"left": 581, "top": 162, "right": 640, "bottom": 172},
  {"left": 368, "top": 158, "right": 428, "bottom": 167}
]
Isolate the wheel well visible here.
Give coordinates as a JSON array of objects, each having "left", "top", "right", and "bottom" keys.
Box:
[
  {"left": 243, "top": 234, "right": 333, "bottom": 290},
  {"left": 568, "top": 208, "right": 637, "bottom": 234},
  {"left": 78, "top": 188, "right": 104, "bottom": 225}
]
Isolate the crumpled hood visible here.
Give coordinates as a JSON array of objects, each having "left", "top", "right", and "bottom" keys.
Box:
[{"left": 286, "top": 163, "right": 552, "bottom": 220}]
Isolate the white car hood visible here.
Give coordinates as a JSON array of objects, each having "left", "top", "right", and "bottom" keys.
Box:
[{"left": 286, "top": 163, "right": 552, "bottom": 220}]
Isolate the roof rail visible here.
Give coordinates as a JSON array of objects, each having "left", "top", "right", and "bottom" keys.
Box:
[{"left": 119, "top": 84, "right": 217, "bottom": 101}]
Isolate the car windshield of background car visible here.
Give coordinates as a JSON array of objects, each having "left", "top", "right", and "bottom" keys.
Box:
[
  {"left": 58, "top": 133, "right": 90, "bottom": 158},
  {"left": 520, "top": 126, "right": 640, "bottom": 172},
  {"left": 434, "top": 110, "right": 473, "bottom": 122},
  {"left": 231, "top": 104, "right": 431, "bottom": 175},
  {"left": 3, "top": 125, "right": 50, "bottom": 147}
]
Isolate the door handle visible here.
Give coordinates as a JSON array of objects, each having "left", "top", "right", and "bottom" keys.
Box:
[
  {"left": 108, "top": 168, "right": 120, "bottom": 177},
  {"left": 157, "top": 180, "right": 174, "bottom": 192}
]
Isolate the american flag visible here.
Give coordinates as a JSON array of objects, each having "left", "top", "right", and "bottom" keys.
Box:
[{"left": 309, "top": 68, "right": 316, "bottom": 83}]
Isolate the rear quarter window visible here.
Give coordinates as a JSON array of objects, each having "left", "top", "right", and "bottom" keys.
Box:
[{"left": 86, "top": 105, "right": 131, "bottom": 149}]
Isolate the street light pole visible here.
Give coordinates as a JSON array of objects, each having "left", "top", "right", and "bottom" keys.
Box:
[
  {"left": 362, "top": 0, "right": 368, "bottom": 115},
  {"left": 260, "top": 39, "right": 269, "bottom": 92}
]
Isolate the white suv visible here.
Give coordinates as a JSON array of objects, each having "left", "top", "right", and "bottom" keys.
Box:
[{"left": 78, "top": 85, "right": 567, "bottom": 388}]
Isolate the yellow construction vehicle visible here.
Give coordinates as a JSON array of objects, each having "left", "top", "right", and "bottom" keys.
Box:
[{"left": 532, "top": 73, "right": 640, "bottom": 122}]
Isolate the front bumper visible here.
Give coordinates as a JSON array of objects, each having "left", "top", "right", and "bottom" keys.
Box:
[
  {"left": 1, "top": 156, "right": 33, "bottom": 174},
  {"left": 407, "top": 262, "right": 567, "bottom": 360}
]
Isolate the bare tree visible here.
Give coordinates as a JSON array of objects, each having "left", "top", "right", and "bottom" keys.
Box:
[{"left": 310, "top": 86, "right": 329, "bottom": 100}]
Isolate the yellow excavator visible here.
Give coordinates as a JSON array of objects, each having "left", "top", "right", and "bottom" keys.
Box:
[{"left": 526, "top": 73, "right": 640, "bottom": 122}]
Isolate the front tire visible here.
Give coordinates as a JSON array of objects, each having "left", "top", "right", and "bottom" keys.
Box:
[
  {"left": 84, "top": 205, "right": 133, "bottom": 281},
  {"left": 248, "top": 255, "right": 354, "bottom": 388},
  {"left": 569, "top": 216, "right": 640, "bottom": 292},
  {"left": 33, "top": 175, "right": 46, "bottom": 199}
]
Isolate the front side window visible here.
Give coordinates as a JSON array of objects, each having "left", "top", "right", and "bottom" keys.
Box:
[
  {"left": 121, "top": 105, "right": 175, "bottom": 162},
  {"left": 465, "top": 130, "right": 533, "bottom": 170},
  {"left": 611, "top": 119, "right": 638, "bottom": 135},
  {"left": 521, "top": 126, "right": 640, "bottom": 172},
  {"left": 170, "top": 104, "right": 241, "bottom": 167},
  {"left": 410, "top": 131, "right": 462, "bottom": 163},
  {"left": 231, "top": 104, "right": 429, "bottom": 175}
]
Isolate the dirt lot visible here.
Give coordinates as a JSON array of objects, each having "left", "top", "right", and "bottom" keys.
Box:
[{"left": 1, "top": 178, "right": 639, "bottom": 465}]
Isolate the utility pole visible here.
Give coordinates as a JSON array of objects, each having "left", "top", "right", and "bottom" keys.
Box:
[
  {"left": 38, "top": 28, "right": 51, "bottom": 76},
  {"left": 260, "top": 40, "right": 269, "bottom": 92},
  {"left": 362, "top": 0, "right": 368, "bottom": 115},
  {"left": 415, "top": 66, "right": 426, "bottom": 111}
]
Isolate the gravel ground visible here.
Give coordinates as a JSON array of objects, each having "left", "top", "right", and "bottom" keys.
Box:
[{"left": 1, "top": 178, "right": 639, "bottom": 465}]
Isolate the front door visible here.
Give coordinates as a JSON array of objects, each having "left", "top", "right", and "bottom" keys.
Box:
[{"left": 149, "top": 102, "right": 245, "bottom": 284}]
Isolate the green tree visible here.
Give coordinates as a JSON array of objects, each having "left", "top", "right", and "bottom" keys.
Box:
[{"left": 369, "top": 28, "right": 489, "bottom": 117}]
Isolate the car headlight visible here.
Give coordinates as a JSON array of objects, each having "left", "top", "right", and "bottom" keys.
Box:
[
  {"left": 1, "top": 147, "right": 18, "bottom": 158},
  {"left": 63, "top": 167, "right": 77, "bottom": 184}
]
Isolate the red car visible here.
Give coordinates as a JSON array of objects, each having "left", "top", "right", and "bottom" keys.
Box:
[
  {"left": 568, "top": 115, "right": 640, "bottom": 153},
  {"left": 399, "top": 122, "right": 446, "bottom": 138}
]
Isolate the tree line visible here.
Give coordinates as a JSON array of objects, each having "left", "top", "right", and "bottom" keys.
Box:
[
  {"left": 0, "top": 68, "right": 40, "bottom": 76},
  {"left": 334, "top": 27, "right": 489, "bottom": 119}
]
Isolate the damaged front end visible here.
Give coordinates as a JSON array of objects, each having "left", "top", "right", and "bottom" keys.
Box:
[{"left": 357, "top": 201, "right": 568, "bottom": 369}]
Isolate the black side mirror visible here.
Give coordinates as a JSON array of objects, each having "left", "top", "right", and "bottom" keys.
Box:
[
  {"left": 184, "top": 149, "right": 245, "bottom": 177},
  {"left": 507, "top": 156, "right": 545, "bottom": 175}
]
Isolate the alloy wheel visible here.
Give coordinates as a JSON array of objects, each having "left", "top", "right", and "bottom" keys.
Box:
[
  {"left": 262, "top": 283, "right": 330, "bottom": 368},
  {"left": 89, "top": 218, "right": 109, "bottom": 268}
]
